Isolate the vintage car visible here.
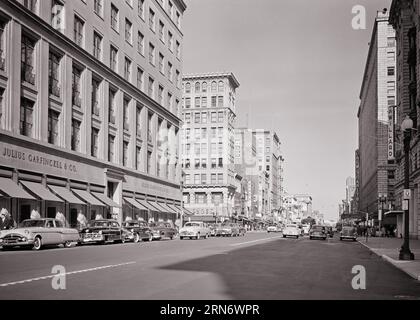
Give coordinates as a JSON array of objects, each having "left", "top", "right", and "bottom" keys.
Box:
[
  {"left": 238, "top": 224, "right": 246, "bottom": 236},
  {"left": 309, "top": 225, "right": 328, "bottom": 240},
  {"left": 121, "top": 220, "right": 153, "bottom": 243},
  {"left": 340, "top": 226, "right": 358, "bottom": 241},
  {"left": 149, "top": 221, "right": 177, "bottom": 240},
  {"left": 179, "top": 221, "right": 211, "bottom": 240},
  {"left": 325, "top": 226, "right": 334, "bottom": 238},
  {"left": 0, "top": 218, "right": 80, "bottom": 250},
  {"left": 79, "top": 219, "right": 124, "bottom": 245},
  {"left": 208, "top": 224, "right": 217, "bottom": 236},
  {"left": 267, "top": 224, "right": 281, "bottom": 233},
  {"left": 282, "top": 224, "right": 301, "bottom": 239},
  {"left": 215, "top": 223, "right": 240, "bottom": 237},
  {"left": 302, "top": 224, "right": 311, "bottom": 235}
]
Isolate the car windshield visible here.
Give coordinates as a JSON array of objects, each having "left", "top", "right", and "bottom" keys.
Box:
[
  {"left": 20, "top": 220, "right": 45, "bottom": 228},
  {"left": 312, "top": 226, "right": 324, "bottom": 231},
  {"left": 185, "top": 222, "right": 201, "bottom": 227},
  {"left": 286, "top": 224, "right": 297, "bottom": 228},
  {"left": 125, "top": 222, "right": 140, "bottom": 227},
  {"left": 90, "top": 221, "right": 110, "bottom": 227}
]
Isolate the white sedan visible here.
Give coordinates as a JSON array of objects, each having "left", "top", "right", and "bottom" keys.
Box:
[
  {"left": 282, "top": 224, "right": 301, "bottom": 239},
  {"left": 179, "top": 222, "right": 210, "bottom": 240}
]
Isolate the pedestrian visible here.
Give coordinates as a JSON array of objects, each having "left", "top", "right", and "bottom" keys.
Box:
[
  {"left": 55, "top": 211, "right": 66, "bottom": 226},
  {"left": 77, "top": 211, "right": 87, "bottom": 230},
  {"left": 0, "top": 208, "right": 15, "bottom": 230},
  {"left": 30, "top": 209, "right": 40, "bottom": 219}
]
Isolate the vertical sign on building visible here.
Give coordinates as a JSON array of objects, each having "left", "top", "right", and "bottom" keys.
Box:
[{"left": 388, "top": 106, "right": 395, "bottom": 160}]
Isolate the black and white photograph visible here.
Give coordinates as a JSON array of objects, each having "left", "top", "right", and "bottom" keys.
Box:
[{"left": 0, "top": 0, "right": 420, "bottom": 307}]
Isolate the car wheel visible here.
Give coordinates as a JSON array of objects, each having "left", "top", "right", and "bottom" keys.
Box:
[
  {"left": 148, "top": 234, "right": 153, "bottom": 242},
  {"left": 205, "top": 233, "right": 209, "bottom": 239},
  {"left": 309, "top": 236, "right": 312, "bottom": 240},
  {"left": 64, "top": 241, "right": 73, "bottom": 248},
  {"left": 283, "top": 235, "right": 286, "bottom": 238},
  {"left": 134, "top": 233, "right": 140, "bottom": 243},
  {"left": 296, "top": 235, "right": 299, "bottom": 239},
  {"left": 340, "top": 237, "right": 343, "bottom": 241},
  {"left": 180, "top": 236, "right": 184, "bottom": 240},
  {"left": 33, "top": 237, "right": 42, "bottom": 250}
]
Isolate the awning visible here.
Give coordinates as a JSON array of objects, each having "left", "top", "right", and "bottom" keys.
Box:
[
  {"left": 92, "top": 192, "right": 121, "bottom": 207},
  {"left": 72, "top": 189, "right": 105, "bottom": 206},
  {"left": 0, "top": 177, "right": 35, "bottom": 199},
  {"left": 48, "top": 185, "right": 86, "bottom": 205},
  {"left": 124, "top": 197, "right": 148, "bottom": 210},
  {"left": 175, "top": 204, "right": 193, "bottom": 215},
  {"left": 158, "top": 202, "right": 177, "bottom": 213},
  {"left": 20, "top": 181, "right": 63, "bottom": 202},
  {"left": 136, "top": 199, "right": 158, "bottom": 211},
  {"left": 153, "top": 202, "right": 171, "bottom": 213},
  {"left": 189, "top": 215, "right": 217, "bottom": 222},
  {"left": 167, "top": 203, "right": 180, "bottom": 214},
  {"left": 384, "top": 210, "right": 404, "bottom": 216},
  {"left": 147, "top": 201, "right": 165, "bottom": 212}
]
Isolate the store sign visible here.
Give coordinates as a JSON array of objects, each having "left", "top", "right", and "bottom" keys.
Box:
[
  {"left": 402, "top": 200, "right": 409, "bottom": 210},
  {"left": 388, "top": 106, "right": 395, "bottom": 160},
  {"left": 403, "top": 189, "right": 411, "bottom": 200}
]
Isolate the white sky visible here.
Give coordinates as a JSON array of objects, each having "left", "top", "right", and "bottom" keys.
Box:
[{"left": 182, "top": 0, "right": 391, "bottom": 220}]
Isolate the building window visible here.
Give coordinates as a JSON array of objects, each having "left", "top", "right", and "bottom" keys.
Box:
[
  {"left": 201, "top": 158, "right": 207, "bottom": 169},
  {"left": 124, "top": 57, "right": 131, "bottom": 81},
  {"left": 211, "top": 173, "right": 216, "bottom": 184},
  {"left": 194, "top": 112, "right": 200, "bottom": 123},
  {"left": 218, "top": 111, "right": 224, "bottom": 122},
  {"left": 93, "top": 31, "right": 102, "bottom": 60},
  {"left": 218, "top": 157, "right": 223, "bottom": 168},
  {"left": 92, "top": 78, "right": 100, "bottom": 116},
  {"left": 387, "top": 67, "right": 395, "bottom": 76},
  {"left": 149, "top": 43, "right": 155, "bottom": 65},
  {"left": 108, "top": 134, "right": 115, "bottom": 162},
  {"left": 21, "top": 35, "right": 36, "bottom": 85},
  {"left": 217, "top": 173, "right": 223, "bottom": 184},
  {"left": 211, "top": 81, "right": 217, "bottom": 92},
  {"left": 136, "top": 146, "right": 141, "bottom": 170},
  {"left": 48, "top": 51, "right": 61, "bottom": 97},
  {"left": 91, "top": 127, "right": 99, "bottom": 157},
  {"left": 73, "top": 15, "right": 84, "bottom": 47},
  {"left": 125, "top": 19, "right": 132, "bottom": 44},
  {"left": 23, "top": 0, "right": 37, "bottom": 13},
  {"left": 51, "top": 0, "right": 64, "bottom": 32},
  {"left": 123, "top": 141, "right": 129, "bottom": 166},
  {"left": 175, "top": 40, "right": 180, "bottom": 59},
  {"left": 185, "top": 82, "right": 191, "bottom": 93},
  {"left": 72, "top": 66, "right": 82, "bottom": 107},
  {"left": 159, "top": 53, "right": 164, "bottom": 74},
  {"left": 110, "top": 45, "right": 118, "bottom": 71},
  {"left": 176, "top": 11, "right": 181, "bottom": 28},
  {"left": 148, "top": 77, "right": 154, "bottom": 98},
  {"left": 94, "top": 0, "right": 103, "bottom": 16},
  {"left": 211, "top": 112, "right": 217, "bottom": 123},
  {"left": 201, "top": 82, "right": 207, "bottom": 93},
  {"left": 0, "top": 88, "right": 4, "bottom": 124},
  {"left": 109, "top": 89, "right": 116, "bottom": 124},
  {"left": 71, "top": 119, "right": 81, "bottom": 151},
  {"left": 387, "top": 81, "right": 395, "bottom": 95},
  {"left": 168, "top": 31, "right": 173, "bottom": 51},
  {"left": 137, "top": 67, "right": 144, "bottom": 91},
  {"left": 20, "top": 98, "right": 34, "bottom": 137},
  {"left": 149, "top": 9, "right": 155, "bottom": 31},
  {"left": 195, "top": 97, "right": 200, "bottom": 108},
  {"left": 123, "top": 98, "right": 130, "bottom": 131},
  {"left": 387, "top": 37, "right": 395, "bottom": 47},
  {"left": 201, "top": 97, "right": 207, "bottom": 108},
  {"left": 218, "top": 96, "right": 223, "bottom": 107},
  {"left": 167, "top": 92, "right": 172, "bottom": 110},
  {"left": 194, "top": 174, "right": 200, "bottom": 185},
  {"left": 158, "top": 85, "right": 164, "bottom": 105},
  {"left": 148, "top": 113, "right": 153, "bottom": 143},
  {"left": 185, "top": 98, "right": 191, "bottom": 108},
  {"left": 48, "top": 109, "right": 59, "bottom": 145},
  {"left": 159, "top": 21, "right": 165, "bottom": 42},
  {"left": 136, "top": 106, "right": 142, "bottom": 137},
  {"left": 111, "top": 4, "right": 119, "bottom": 31},
  {"left": 184, "top": 112, "right": 191, "bottom": 123},
  {"left": 138, "top": 0, "right": 145, "bottom": 19},
  {"left": 147, "top": 151, "right": 152, "bottom": 173},
  {"left": 137, "top": 32, "right": 144, "bottom": 55},
  {"left": 176, "top": 70, "right": 180, "bottom": 88},
  {"left": 218, "top": 81, "right": 224, "bottom": 92},
  {"left": 211, "top": 96, "right": 217, "bottom": 107}
]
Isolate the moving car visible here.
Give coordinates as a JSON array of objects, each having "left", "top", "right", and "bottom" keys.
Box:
[
  {"left": 215, "top": 223, "right": 240, "bottom": 237},
  {"left": 340, "top": 226, "right": 358, "bottom": 241},
  {"left": 179, "top": 221, "right": 211, "bottom": 240},
  {"left": 121, "top": 220, "right": 153, "bottom": 242},
  {"left": 325, "top": 226, "right": 334, "bottom": 238},
  {"left": 309, "top": 225, "right": 328, "bottom": 240},
  {"left": 79, "top": 219, "right": 124, "bottom": 245},
  {"left": 267, "top": 224, "right": 281, "bottom": 233},
  {"left": 302, "top": 224, "right": 311, "bottom": 235},
  {"left": 149, "top": 221, "right": 177, "bottom": 240},
  {"left": 0, "top": 218, "right": 80, "bottom": 250},
  {"left": 282, "top": 224, "right": 301, "bottom": 239}
]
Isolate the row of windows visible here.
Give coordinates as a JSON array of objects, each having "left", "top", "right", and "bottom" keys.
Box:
[
  {"left": 181, "top": 143, "right": 225, "bottom": 156},
  {"left": 183, "top": 96, "right": 225, "bottom": 108},
  {"left": 184, "top": 173, "right": 224, "bottom": 185},
  {"left": 183, "top": 127, "right": 224, "bottom": 139},
  {"left": 183, "top": 111, "right": 225, "bottom": 124},
  {"left": 183, "top": 193, "right": 224, "bottom": 205},
  {"left": 182, "top": 158, "right": 224, "bottom": 169},
  {"left": 183, "top": 80, "right": 225, "bottom": 94}
]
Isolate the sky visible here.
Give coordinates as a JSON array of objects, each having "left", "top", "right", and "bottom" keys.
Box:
[{"left": 181, "top": 0, "right": 391, "bottom": 220}]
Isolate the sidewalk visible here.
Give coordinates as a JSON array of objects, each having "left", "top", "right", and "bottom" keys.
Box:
[{"left": 358, "top": 237, "right": 420, "bottom": 281}]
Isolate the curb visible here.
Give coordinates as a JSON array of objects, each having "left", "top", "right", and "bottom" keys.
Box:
[{"left": 357, "top": 240, "right": 420, "bottom": 281}]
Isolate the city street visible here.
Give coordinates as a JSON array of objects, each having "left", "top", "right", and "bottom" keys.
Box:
[{"left": 0, "top": 232, "right": 419, "bottom": 300}]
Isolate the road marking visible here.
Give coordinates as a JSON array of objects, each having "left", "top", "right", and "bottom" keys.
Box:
[
  {"left": 0, "top": 261, "right": 136, "bottom": 288},
  {"left": 230, "top": 235, "right": 285, "bottom": 247}
]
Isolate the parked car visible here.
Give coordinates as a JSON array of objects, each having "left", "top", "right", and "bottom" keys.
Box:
[
  {"left": 340, "top": 226, "right": 358, "bottom": 241},
  {"left": 179, "top": 221, "right": 211, "bottom": 240},
  {"left": 309, "top": 225, "right": 327, "bottom": 240},
  {"left": 149, "top": 221, "right": 177, "bottom": 240},
  {"left": 267, "top": 224, "right": 281, "bottom": 233},
  {"left": 79, "top": 219, "right": 124, "bottom": 245},
  {"left": 208, "top": 224, "right": 217, "bottom": 236},
  {"left": 0, "top": 218, "right": 80, "bottom": 250},
  {"left": 282, "top": 224, "right": 301, "bottom": 239},
  {"left": 215, "top": 223, "right": 240, "bottom": 237},
  {"left": 121, "top": 220, "right": 153, "bottom": 242}
]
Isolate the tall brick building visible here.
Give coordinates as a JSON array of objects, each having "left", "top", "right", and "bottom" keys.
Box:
[
  {"left": 358, "top": 10, "right": 397, "bottom": 226},
  {"left": 389, "top": 0, "right": 420, "bottom": 239}
]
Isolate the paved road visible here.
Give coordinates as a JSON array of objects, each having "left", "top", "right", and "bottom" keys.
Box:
[{"left": 0, "top": 232, "right": 419, "bottom": 299}]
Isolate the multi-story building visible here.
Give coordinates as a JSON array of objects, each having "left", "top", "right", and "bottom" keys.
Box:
[
  {"left": 180, "top": 72, "right": 240, "bottom": 219},
  {"left": 358, "top": 9, "right": 397, "bottom": 226},
  {"left": 0, "top": 0, "right": 186, "bottom": 227},
  {"left": 283, "top": 193, "right": 312, "bottom": 223},
  {"left": 390, "top": 0, "right": 420, "bottom": 239},
  {"left": 354, "top": 149, "right": 360, "bottom": 215}
]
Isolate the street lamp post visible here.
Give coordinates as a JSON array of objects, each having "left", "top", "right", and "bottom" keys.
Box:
[{"left": 399, "top": 115, "right": 415, "bottom": 260}]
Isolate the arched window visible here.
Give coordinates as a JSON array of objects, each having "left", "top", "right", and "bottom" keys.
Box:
[
  {"left": 195, "top": 82, "right": 200, "bottom": 93},
  {"left": 211, "top": 81, "right": 217, "bottom": 92},
  {"left": 218, "top": 81, "right": 224, "bottom": 92},
  {"left": 185, "top": 82, "right": 191, "bottom": 93},
  {"left": 202, "top": 82, "right": 207, "bottom": 92}
]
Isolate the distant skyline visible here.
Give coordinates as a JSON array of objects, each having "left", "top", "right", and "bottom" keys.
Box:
[{"left": 182, "top": 0, "right": 391, "bottom": 220}]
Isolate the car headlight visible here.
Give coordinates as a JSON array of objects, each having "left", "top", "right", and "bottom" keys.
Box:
[{"left": 22, "top": 237, "right": 27, "bottom": 242}]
